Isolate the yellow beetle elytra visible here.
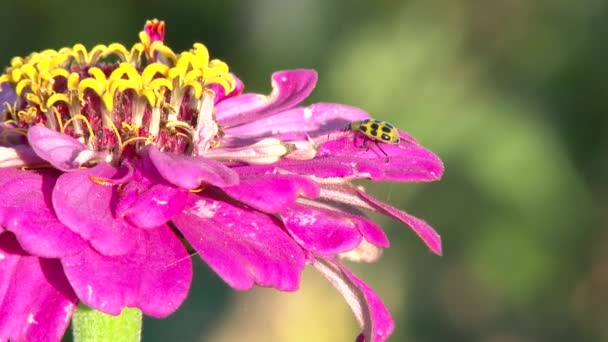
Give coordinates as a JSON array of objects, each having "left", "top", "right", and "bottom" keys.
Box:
[{"left": 344, "top": 118, "right": 400, "bottom": 160}]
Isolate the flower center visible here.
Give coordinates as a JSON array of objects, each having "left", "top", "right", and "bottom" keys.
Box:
[{"left": 0, "top": 19, "right": 235, "bottom": 164}]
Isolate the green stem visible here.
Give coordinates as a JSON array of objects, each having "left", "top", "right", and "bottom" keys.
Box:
[{"left": 72, "top": 305, "right": 142, "bottom": 342}]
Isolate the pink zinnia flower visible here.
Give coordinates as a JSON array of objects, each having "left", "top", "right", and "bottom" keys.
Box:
[{"left": 0, "top": 19, "right": 443, "bottom": 342}]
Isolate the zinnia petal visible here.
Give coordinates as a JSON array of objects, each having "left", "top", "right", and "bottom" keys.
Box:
[
  {"left": 61, "top": 226, "right": 192, "bottom": 317},
  {"left": 0, "top": 145, "right": 45, "bottom": 168},
  {"left": 222, "top": 172, "right": 319, "bottom": 213},
  {"left": 52, "top": 163, "right": 140, "bottom": 255},
  {"left": 313, "top": 258, "right": 394, "bottom": 342},
  {"left": 223, "top": 103, "right": 369, "bottom": 139},
  {"left": 0, "top": 168, "right": 86, "bottom": 257},
  {"left": 145, "top": 145, "right": 238, "bottom": 189},
  {"left": 26, "top": 126, "right": 95, "bottom": 171},
  {"left": 357, "top": 189, "right": 442, "bottom": 255},
  {"left": 0, "top": 233, "right": 77, "bottom": 342},
  {"left": 278, "top": 134, "right": 444, "bottom": 182},
  {"left": 0, "top": 83, "right": 16, "bottom": 107},
  {"left": 173, "top": 193, "right": 306, "bottom": 291},
  {"left": 216, "top": 69, "right": 318, "bottom": 127},
  {"left": 118, "top": 181, "right": 188, "bottom": 229},
  {"left": 280, "top": 203, "right": 363, "bottom": 255}
]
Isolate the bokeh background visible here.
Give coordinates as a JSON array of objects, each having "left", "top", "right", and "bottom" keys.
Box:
[{"left": 1, "top": 0, "right": 606, "bottom": 341}]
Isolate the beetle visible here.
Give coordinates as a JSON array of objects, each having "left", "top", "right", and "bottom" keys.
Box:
[{"left": 344, "top": 119, "right": 400, "bottom": 161}]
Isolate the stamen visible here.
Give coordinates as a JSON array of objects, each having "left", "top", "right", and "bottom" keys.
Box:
[
  {"left": 63, "top": 114, "right": 95, "bottom": 145},
  {"left": 20, "top": 164, "right": 53, "bottom": 171},
  {"left": 121, "top": 136, "right": 152, "bottom": 150},
  {"left": 105, "top": 114, "right": 123, "bottom": 147},
  {"left": 89, "top": 175, "right": 117, "bottom": 186},
  {"left": 53, "top": 107, "right": 64, "bottom": 132},
  {"left": 165, "top": 120, "right": 194, "bottom": 134},
  {"left": 188, "top": 186, "right": 206, "bottom": 193}
]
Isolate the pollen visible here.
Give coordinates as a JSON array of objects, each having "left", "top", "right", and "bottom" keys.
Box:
[{"left": 0, "top": 19, "right": 236, "bottom": 164}]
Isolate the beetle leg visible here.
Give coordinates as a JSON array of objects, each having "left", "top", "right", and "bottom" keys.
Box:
[{"left": 375, "top": 141, "right": 390, "bottom": 162}]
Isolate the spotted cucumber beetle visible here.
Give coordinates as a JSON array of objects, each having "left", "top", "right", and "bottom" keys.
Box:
[{"left": 345, "top": 119, "right": 400, "bottom": 161}]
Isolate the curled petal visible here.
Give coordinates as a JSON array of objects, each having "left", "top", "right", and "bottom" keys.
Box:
[
  {"left": 26, "top": 126, "right": 100, "bottom": 171},
  {"left": 62, "top": 226, "right": 192, "bottom": 317},
  {"left": 223, "top": 103, "right": 369, "bottom": 139},
  {"left": 0, "top": 168, "right": 86, "bottom": 257},
  {"left": 313, "top": 258, "right": 394, "bottom": 342},
  {"left": 145, "top": 145, "right": 238, "bottom": 189},
  {"left": 280, "top": 203, "right": 363, "bottom": 255},
  {"left": 0, "top": 146, "right": 45, "bottom": 168},
  {"left": 222, "top": 173, "right": 319, "bottom": 213},
  {"left": 52, "top": 163, "right": 140, "bottom": 255},
  {"left": 277, "top": 134, "right": 444, "bottom": 182},
  {"left": 173, "top": 193, "right": 305, "bottom": 291},
  {"left": 216, "top": 69, "right": 318, "bottom": 128},
  {"left": 0, "top": 234, "right": 78, "bottom": 342}
]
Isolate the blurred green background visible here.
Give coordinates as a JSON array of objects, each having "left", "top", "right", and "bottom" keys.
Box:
[{"left": 1, "top": 0, "right": 606, "bottom": 341}]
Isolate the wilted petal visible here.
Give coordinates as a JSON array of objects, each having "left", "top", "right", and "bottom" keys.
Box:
[
  {"left": 216, "top": 69, "right": 318, "bottom": 127},
  {"left": 0, "top": 168, "right": 86, "bottom": 257},
  {"left": 357, "top": 189, "right": 442, "bottom": 255},
  {"left": 52, "top": 163, "right": 140, "bottom": 255},
  {"left": 206, "top": 138, "right": 293, "bottom": 164},
  {"left": 0, "top": 83, "right": 16, "bottom": 107},
  {"left": 222, "top": 173, "right": 319, "bottom": 213},
  {"left": 0, "top": 234, "right": 77, "bottom": 342},
  {"left": 280, "top": 203, "right": 363, "bottom": 255},
  {"left": 62, "top": 226, "right": 192, "bottom": 318},
  {"left": 173, "top": 193, "right": 305, "bottom": 291},
  {"left": 146, "top": 145, "right": 238, "bottom": 189},
  {"left": 0, "top": 146, "right": 46, "bottom": 168},
  {"left": 26, "top": 126, "right": 100, "bottom": 171},
  {"left": 223, "top": 103, "right": 369, "bottom": 139},
  {"left": 313, "top": 258, "right": 394, "bottom": 342},
  {"left": 277, "top": 134, "right": 444, "bottom": 182}
]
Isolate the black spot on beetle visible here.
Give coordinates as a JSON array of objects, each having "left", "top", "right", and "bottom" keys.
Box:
[
  {"left": 370, "top": 123, "right": 379, "bottom": 130},
  {"left": 384, "top": 123, "right": 394, "bottom": 129},
  {"left": 370, "top": 130, "right": 378, "bottom": 136},
  {"left": 360, "top": 126, "right": 368, "bottom": 132},
  {"left": 381, "top": 126, "right": 392, "bottom": 133},
  {"left": 381, "top": 133, "right": 391, "bottom": 141}
]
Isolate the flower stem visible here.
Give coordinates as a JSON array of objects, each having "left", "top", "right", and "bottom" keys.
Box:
[{"left": 72, "top": 305, "right": 142, "bottom": 342}]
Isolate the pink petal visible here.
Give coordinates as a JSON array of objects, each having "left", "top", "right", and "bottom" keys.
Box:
[
  {"left": 26, "top": 126, "right": 90, "bottom": 171},
  {"left": 223, "top": 103, "right": 369, "bottom": 139},
  {"left": 222, "top": 173, "right": 319, "bottom": 213},
  {"left": 145, "top": 145, "right": 238, "bottom": 189},
  {"left": 173, "top": 193, "right": 305, "bottom": 291},
  {"left": 0, "top": 145, "right": 46, "bottom": 168},
  {"left": 357, "top": 189, "right": 442, "bottom": 255},
  {"left": 280, "top": 203, "right": 363, "bottom": 256},
  {"left": 0, "top": 168, "right": 86, "bottom": 257},
  {"left": 62, "top": 226, "right": 192, "bottom": 317},
  {"left": 216, "top": 69, "right": 318, "bottom": 128},
  {"left": 52, "top": 163, "right": 141, "bottom": 255},
  {"left": 0, "top": 234, "right": 77, "bottom": 342},
  {"left": 119, "top": 181, "right": 188, "bottom": 229},
  {"left": 211, "top": 73, "right": 244, "bottom": 104},
  {"left": 278, "top": 134, "right": 444, "bottom": 182},
  {"left": 313, "top": 258, "right": 394, "bottom": 342}
]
